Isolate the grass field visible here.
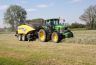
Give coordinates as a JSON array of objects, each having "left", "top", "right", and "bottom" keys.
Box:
[{"left": 0, "top": 30, "right": 96, "bottom": 65}]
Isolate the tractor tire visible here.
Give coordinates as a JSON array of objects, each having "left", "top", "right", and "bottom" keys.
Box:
[
  {"left": 38, "top": 29, "right": 47, "bottom": 42},
  {"left": 22, "top": 35, "right": 27, "bottom": 41},
  {"left": 18, "top": 35, "right": 22, "bottom": 41},
  {"left": 51, "top": 32, "right": 62, "bottom": 43},
  {"left": 70, "top": 32, "right": 74, "bottom": 37}
]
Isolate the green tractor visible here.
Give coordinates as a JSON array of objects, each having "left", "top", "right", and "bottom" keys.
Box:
[{"left": 38, "top": 18, "right": 74, "bottom": 43}]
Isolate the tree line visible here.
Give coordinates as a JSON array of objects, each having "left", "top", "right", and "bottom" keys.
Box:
[
  {"left": 3, "top": 5, "right": 96, "bottom": 31},
  {"left": 80, "top": 5, "right": 96, "bottom": 29}
]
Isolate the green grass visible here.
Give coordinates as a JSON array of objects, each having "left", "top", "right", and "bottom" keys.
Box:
[
  {"left": 0, "top": 57, "right": 24, "bottom": 65},
  {"left": 0, "top": 30, "right": 96, "bottom": 65}
]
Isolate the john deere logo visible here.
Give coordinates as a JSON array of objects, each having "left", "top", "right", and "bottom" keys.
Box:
[{"left": 18, "top": 28, "right": 26, "bottom": 31}]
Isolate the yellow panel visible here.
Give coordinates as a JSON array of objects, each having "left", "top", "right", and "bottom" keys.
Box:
[{"left": 17, "top": 25, "right": 35, "bottom": 34}]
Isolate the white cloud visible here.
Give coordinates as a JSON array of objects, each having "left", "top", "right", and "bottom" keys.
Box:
[
  {"left": 37, "top": 4, "right": 48, "bottom": 8},
  {"left": 36, "top": 3, "right": 55, "bottom": 8},
  {"left": 73, "top": 0, "right": 81, "bottom": 2},
  {"left": 20, "top": 0, "right": 27, "bottom": 4},
  {"left": 71, "top": 0, "right": 82, "bottom": 3},
  {"left": 26, "top": 8, "right": 37, "bottom": 12},
  {"left": 0, "top": 5, "right": 8, "bottom": 11},
  {"left": 26, "top": 3, "right": 54, "bottom": 12}
]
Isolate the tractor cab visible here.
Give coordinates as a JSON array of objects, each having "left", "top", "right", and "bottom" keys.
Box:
[
  {"left": 44, "top": 18, "right": 67, "bottom": 33},
  {"left": 44, "top": 18, "right": 64, "bottom": 26}
]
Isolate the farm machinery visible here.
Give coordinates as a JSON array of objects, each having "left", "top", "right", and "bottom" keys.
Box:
[{"left": 15, "top": 18, "right": 74, "bottom": 43}]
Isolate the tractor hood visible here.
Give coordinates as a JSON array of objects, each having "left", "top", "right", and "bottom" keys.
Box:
[
  {"left": 54, "top": 24, "right": 69, "bottom": 33},
  {"left": 54, "top": 25, "right": 65, "bottom": 30},
  {"left": 54, "top": 25, "right": 74, "bottom": 38}
]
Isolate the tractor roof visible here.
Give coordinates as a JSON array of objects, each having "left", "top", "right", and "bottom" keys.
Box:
[{"left": 45, "top": 18, "right": 59, "bottom": 21}]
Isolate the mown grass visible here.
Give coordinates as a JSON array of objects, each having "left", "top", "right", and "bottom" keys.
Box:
[
  {"left": 63, "top": 30, "right": 96, "bottom": 44},
  {"left": 0, "top": 30, "right": 96, "bottom": 65}
]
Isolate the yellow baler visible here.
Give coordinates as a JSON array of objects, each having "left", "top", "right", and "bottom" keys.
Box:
[
  {"left": 15, "top": 25, "right": 36, "bottom": 41},
  {"left": 17, "top": 25, "right": 35, "bottom": 34}
]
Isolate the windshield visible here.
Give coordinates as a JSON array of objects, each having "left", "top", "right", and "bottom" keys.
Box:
[
  {"left": 53, "top": 19, "right": 65, "bottom": 25},
  {"left": 50, "top": 19, "right": 59, "bottom": 25},
  {"left": 45, "top": 19, "right": 65, "bottom": 25}
]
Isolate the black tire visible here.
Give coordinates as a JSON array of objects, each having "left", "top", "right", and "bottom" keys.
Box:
[
  {"left": 71, "top": 32, "right": 74, "bottom": 37},
  {"left": 18, "top": 35, "right": 22, "bottom": 41},
  {"left": 27, "top": 34, "right": 31, "bottom": 41},
  {"left": 51, "top": 32, "right": 62, "bottom": 43},
  {"left": 38, "top": 29, "right": 47, "bottom": 42}
]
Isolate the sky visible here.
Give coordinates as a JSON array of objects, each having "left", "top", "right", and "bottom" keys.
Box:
[{"left": 0, "top": 0, "right": 96, "bottom": 28}]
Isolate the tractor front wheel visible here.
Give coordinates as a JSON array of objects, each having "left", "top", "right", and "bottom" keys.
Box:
[
  {"left": 51, "top": 32, "right": 62, "bottom": 43},
  {"left": 38, "top": 29, "right": 47, "bottom": 42}
]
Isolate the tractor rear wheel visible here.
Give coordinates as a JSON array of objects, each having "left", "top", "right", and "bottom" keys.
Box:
[
  {"left": 51, "top": 32, "right": 62, "bottom": 43},
  {"left": 18, "top": 35, "right": 22, "bottom": 41},
  {"left": 38, "top": 29, "right": 47, "bottom": 42}
]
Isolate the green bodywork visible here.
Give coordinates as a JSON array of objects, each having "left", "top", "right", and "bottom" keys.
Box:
[{"left": 43, "top": 18, "right": 73, "bottom": 38}]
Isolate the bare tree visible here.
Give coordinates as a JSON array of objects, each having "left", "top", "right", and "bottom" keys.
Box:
[{"left": 80, "top": 5, "right": 96, "bottom": 29}]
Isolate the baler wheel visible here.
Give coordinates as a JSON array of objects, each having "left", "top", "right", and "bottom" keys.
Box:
[
  {"left": 18, "top": 35, "right": 22, "bottom": 41},
  {"left": 22, "top": 35, "right": 27, "bottom": 41}
]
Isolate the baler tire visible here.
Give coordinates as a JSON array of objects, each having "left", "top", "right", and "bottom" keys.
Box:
[
  {"left": 18, "top": 35, "right": 22, "bottom": 41},
  {"left": 22, "top": 35, "right": 27, "bottom": 41}
]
